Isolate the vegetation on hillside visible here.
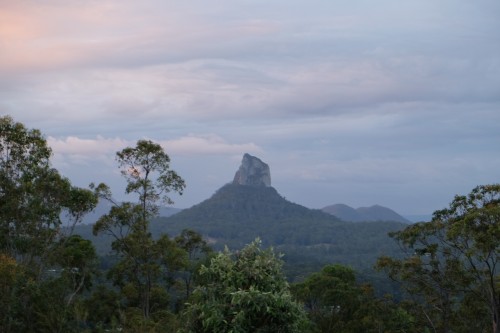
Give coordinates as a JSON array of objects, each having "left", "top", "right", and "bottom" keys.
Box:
[{"left": 151, "top": 183, "right": 407, "bottom": 282}]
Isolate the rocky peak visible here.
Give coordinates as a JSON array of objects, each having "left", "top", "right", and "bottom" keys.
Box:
[{"left": 233, "top": 153, "right": 271, "bottom": 187}]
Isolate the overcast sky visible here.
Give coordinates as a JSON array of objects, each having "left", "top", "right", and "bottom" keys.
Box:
[{"left": 2, "top": 0, "right": 499, "bottom": 216}]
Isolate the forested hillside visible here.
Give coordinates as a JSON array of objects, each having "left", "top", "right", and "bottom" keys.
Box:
[
  {"left": 75, "top": 182, "right": 407, "bottom": 283},
  {"left": 152, "top": 183, "right": 407, "bottom": 280}
]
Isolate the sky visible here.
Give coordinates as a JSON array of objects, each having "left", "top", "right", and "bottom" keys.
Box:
[{"left": 1, "top": 0, "right": 499, "bottom": 216}]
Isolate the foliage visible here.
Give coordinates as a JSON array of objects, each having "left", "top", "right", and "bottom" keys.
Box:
[
  {"left": 0, "top": 116, "right": 99, "bottom": 332},
  {"left": 181, "top": 239, "right": 308, "bottom": 333},
  {"left": 292, "top": 264, "right": 416, "bottom": 333},
  {"left": 174, "top": 229, "right": 213, "bottom": 301},
  {"left": 0, "top": 253, "right": 23, "bottom": 332},
  {"left": 116, "top": 139, "right": 185, "bottom": 214},
  {"left": 377, "top": 184, "right": 500, "bottom": 333},
  {"left": 52, "top": 235, "right": 99, "bottom": 306},
  {"left": 0, "top": 115, "right": 98, "bottom": 274}
]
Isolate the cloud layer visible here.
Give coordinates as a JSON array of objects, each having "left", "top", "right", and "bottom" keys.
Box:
[{"left": 2, "top": 0, "right": 500, "bottom": 214}]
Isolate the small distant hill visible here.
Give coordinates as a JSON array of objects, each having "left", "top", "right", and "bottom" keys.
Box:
[
  {"left": 159, "top": 206, "right": 182, "bottom": 218},
  {"left": 75, "top": 200, "right": 181, "bottom": 225},
  {"left": 322, "top": 203, "right": 410, "bottom": 223}
]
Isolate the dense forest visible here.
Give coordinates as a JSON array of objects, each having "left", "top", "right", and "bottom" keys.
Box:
[{"left": 1, "top": 115, "right": 499, "bottom": 333}]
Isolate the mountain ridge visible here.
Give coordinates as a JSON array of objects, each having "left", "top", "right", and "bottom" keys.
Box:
[
  {"left": 322, "top": 203, "right": 410, "bottom": 223},
  {"left": 152, "top": 183, "right": 343, "bottom": 248}
]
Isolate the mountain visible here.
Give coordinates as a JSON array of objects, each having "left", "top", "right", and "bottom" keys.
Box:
[
  {"left": 322, "top": 203, "right": 410, "bottom": 223},
  {"left": 322, "top": 203, "right": 362, "bottom": 222},
  {"left": 357, "top": 205, "right": 410, "bottom": 223},
  {"left": 150, "top": 182, "right": 405, "bottom": 282},
  {"left": 75, "top": 200, "right": 181, "bottom": 225},
  {"left": 149, "top": 155, "right": 406, "bottom": 283},
  {"left": 158, "top": 206, "right": 182, "bottom": 217},
  {"left": 152, "top": 183, "right": 342, "bottom": 246},
  {"left": 75, "top": 154, "right": 407, "bottom": 287},
  {"left": 152, "top": 154, "right": 342, "bottom": 246}
]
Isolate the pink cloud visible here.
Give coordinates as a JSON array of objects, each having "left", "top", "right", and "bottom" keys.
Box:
[{"left": 48, "top": 135, "right": 128, "bottom": 156}]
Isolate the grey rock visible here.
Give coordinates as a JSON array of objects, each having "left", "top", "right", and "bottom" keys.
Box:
[{"left": 233, "top": 153, "right": 271, "bottom": 187}]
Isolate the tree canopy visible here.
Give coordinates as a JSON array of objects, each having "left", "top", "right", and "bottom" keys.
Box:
[
  {"left": 377, "top": 184, "right": 500, "bottom": 333},
  {"left": 181, "top": 239, "right": 308, "bottom": 333},
  {"left": 0, "top": 115, "right": 99, "bottom": 332},
  {"left": 92, "top": 139, "right": 188, "bottom": 330}
]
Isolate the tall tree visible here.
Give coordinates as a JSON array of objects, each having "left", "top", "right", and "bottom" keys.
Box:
[
  {"left": 292, "top": 264, "right": 416, "bottom": 333},
  {"left": 93, "top": 140, "right": 186, "bottom": 324},
  {"left": 174, "top": 229, "right": 213, "bottom": 301},
  {"left": 377, "top": 184, "right": 500, "bottom": 333}
]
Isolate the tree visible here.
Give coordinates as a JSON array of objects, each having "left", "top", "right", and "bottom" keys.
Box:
[
  {"left": 0, "top": 115, "right": 98, "bottom": 274},
  {"left": 52, "top": 235, "right": 98, "bottom": 306},
  {"left": 93, "top": 139, "right": 187, "bottom": 325},
  {"left": 174, "top": 229, "right": 213, "bottom": 301},
  {"left": 0, "top": 116, "right": 99, "bottom": 332},
  {"left": 292, "top": 264, "right": 416, "bottom": 333},
  {"left": 116, "top": 139, "right": 185, "bottom": 222},
  {"left": 377, "top": 184, "right": 500, "bottom": 333},
  {"left": 0, "top": 253, "right": 23, "bottom": 332},
  {"left": 292, "top": 264, "right": 360, "bottom": 332},
  {"left": 181, "top": 239, "right": 308, "bottom": 333}
]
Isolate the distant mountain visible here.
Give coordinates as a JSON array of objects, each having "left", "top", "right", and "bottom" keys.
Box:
[
  {"left": 152, "top": 183, "right": 342, "bottom": 247},
  {"left": 74, "top": 200, "right": 181, "bottom": 225},
  {"left": 158, "top": 206, "right": 182, "bottom": 218},
  {"left": 150, "top": 183, "right": 405, "bottom": 284},
  {"left": 152, "top": 153, "right": 345, "bottom": 246},
  {"left": 321, "top": 203, "right": 361, "bottom": 222},
  {"left": 322, "top": 203, "right": 410, "bottom": 223}
]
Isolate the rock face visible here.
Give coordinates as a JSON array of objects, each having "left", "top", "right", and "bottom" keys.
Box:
[{"left": 233, "top": 153, "right": 271, "bottom": 187}]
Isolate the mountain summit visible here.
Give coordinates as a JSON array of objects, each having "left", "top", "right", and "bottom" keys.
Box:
[{"left": 233, "top": 153, "right": 271, "bottom": 187}]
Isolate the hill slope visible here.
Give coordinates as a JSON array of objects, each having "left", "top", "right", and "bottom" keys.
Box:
[
  {"left": 151, "top": 183, "right": 342, "bottom": 247},
  {"left": 148, "top": 184, "right": 406, "bottom": 282}
]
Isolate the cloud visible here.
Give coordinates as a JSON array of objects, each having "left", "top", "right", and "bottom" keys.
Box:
[
  {"left": 47, "top": 136, "right": 129, "bottom": 165},
  {"left": 2, "top": 0, "right": 500, "bottom": 215},
  {"left": 2, "top": 0, "right": 499, "bottom": 127},
  {"left": 160, "top": 134, "right": 262, "bottom": 155},
  {"left": 47, "top": 133, "right": 261, "bottom": 162}
]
